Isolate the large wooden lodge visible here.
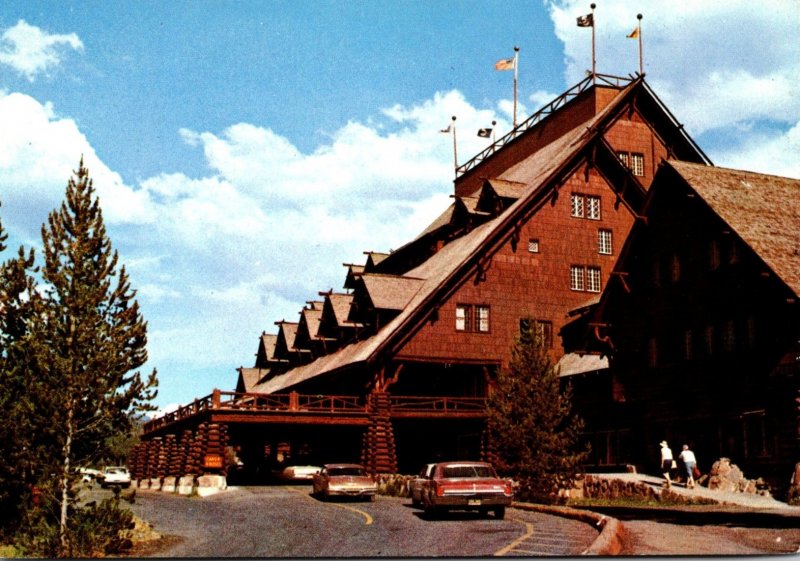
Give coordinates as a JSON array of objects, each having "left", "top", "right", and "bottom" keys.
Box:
[{"left": 134, "top": 73, "right": 799, "bottom": 491}]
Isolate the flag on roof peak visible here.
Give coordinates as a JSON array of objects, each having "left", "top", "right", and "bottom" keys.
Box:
[
  {"left": 577, "top": 13, "right": 593, "bottom": 27},
  {"left": 477, "top": 128, "right": 492, "bottom": 138},
  {"left": 494, "top": 57, "right": 516, "bottom": 71},
  {"left": 627, "top": 27, "right": 639, "bottom": 38}
]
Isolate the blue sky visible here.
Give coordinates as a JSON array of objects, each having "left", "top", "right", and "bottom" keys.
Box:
[{"left": 1, "top": 1, "right": 798, "bottom": 413}]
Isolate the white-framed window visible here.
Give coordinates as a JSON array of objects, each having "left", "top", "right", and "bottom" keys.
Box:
[
  {"left": 476, "top": 306, "right": 490, "bottom": 333},
  {"left": 631, "top": 153, "right": 644, "bottom": 176},
  {"left": 587, "top": 266, "right": 602, "bottom": 292},
  {"left": 455, "top": 305, "right": 470, "bottom": 332},
  {"left": 570, "top": 194, "right": 585, "bottom": 218},
  {"left": 587, "top": 196, "right": 601, "bottom": 220},
  {"left": 456, "top": 304, "right": 489, "bottom": 333},
  {"left": 570, "top": 265, "right": 585, "bottom": 291},
  {"left": 570, "top": 265, "right": 601, "bottom": 292},
  {"left": 598, "top": 229, "right": 613, "bottom": 255},
  {"left": 528, "top": 238, "right": 540, "bottom": 253},
  {"left": 617, "top": 151, "right": 644, "bottom": 176}
]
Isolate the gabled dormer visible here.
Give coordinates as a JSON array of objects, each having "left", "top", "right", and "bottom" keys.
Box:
[
  {"left": 476, "top": 178, "right": 528, "bottom": 215},
  {"left": 317, "top": 291, "right": 363, "bottom": 350},
  {"left": 343, "top": 263, "right": 365, "bottom": 291},
  {"left": 294, "top": 301, "right": 329, "bottom": 359},
  {"left": 273, "top": 320, "right": 311, "bottom": 366},
  {"left": 348, "top": 273, "right": 425, "bottom": 333}
]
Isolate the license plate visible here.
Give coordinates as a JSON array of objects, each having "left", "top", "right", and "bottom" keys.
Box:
[{"left": 468, "top": 499, "right": 481, "bottom": 506}]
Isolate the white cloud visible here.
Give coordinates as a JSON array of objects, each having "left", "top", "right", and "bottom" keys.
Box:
[
  {"left": 0, "top": 20, "right": 83, "bottom": 81},
  {"left": 0, "top": 91, "right": 153, "bottom": 240},
  {"left": 711, "top": 122, "right": 800, "bottom": 179},
  {"left": 547, "top": 0, "right": 800, "bottom": 174}
]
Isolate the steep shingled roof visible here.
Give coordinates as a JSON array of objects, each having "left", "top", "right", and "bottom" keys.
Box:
[
  {"left": 358, "top": 274, "right": 425, "bottom": 311},
  {"left": 255, "top": 77, "right": 701, "bottom": 394},
  {"left": 667, "top": 160, "right": 800, "bottom": 296}
]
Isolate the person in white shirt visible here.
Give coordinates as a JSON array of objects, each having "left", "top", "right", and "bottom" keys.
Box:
[
  {"left": 659, "top": 440, "right": 673, "bottom": 487},
  {"left": 679, "top": 444, "right": 697, "bottom": 488}
]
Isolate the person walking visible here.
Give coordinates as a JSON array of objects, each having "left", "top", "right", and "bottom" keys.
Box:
[
  {"left": 659, "top": 440, "right": 673, "bottom": 487},
  {"left": 679, "top": 444, "right": 697, "bottom": 488}
]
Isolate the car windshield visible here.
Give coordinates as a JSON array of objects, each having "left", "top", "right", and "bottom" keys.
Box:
[
  {"left": 441, "top": 465, "right": 496, "bottom": 478},
  {"left": 328, "top": 467, "right": 365, "bottom": 477}
]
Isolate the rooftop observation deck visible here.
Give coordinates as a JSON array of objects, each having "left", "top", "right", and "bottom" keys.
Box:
[
  {"left": 143, "top": 389, "right": 488, "bottom": 436},
  {"left": 455, "top": 73, "right": 636, "bottom": 179}
]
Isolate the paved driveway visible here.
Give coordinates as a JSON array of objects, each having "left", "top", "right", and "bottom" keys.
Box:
[{"left": 124, "top": 485, "right": 599, "bottom": 557}]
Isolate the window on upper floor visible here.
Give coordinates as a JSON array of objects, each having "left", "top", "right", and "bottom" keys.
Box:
[
  {"left": 631, "top": 153, "right": 644, "bottom": 176},
  {"left": 587, "top": 266, "right": 602, "bottom": 292},
  {"left": 570, "top": 194, "right": 585, "bottom": 218},
  {"left": 570, "top": 193, "right": 601, "bottom": 220},
  {"left": 598, "top": 229, "right": 613, "bottom": 255},
  {"left": 456, "top": 304, "right": 490, "bottom": 333},
  {"left": 528, "top": 238, "right": 540, "bottom": 253},
  {"left": 617, "top": 151, "right": 645, "bottom": 177},
  {"left": 570, "top": 265, "right": 602, "bottom": 293}
]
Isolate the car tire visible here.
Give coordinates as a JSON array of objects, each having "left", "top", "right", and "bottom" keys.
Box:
[{"left": 493, "top": 506, "right": 506, "bottom": 520}]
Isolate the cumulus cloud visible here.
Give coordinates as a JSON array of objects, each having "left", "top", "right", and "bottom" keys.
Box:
[
  {"left": 0, "top": 91, "right": 152, "bottom": 242},
  {"left": 547, "top": 0, "right": 800, "bottom": 175},
  {"left": 0, "top": 20, "right": 83, "bottom": 81}
]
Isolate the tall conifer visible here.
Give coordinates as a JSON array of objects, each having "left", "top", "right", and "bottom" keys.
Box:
[
  {"left": 487, "top": 322, "right": 588, "bottom": 503},
  {"left": 0, "top": 208, "right": 42, "bottom": 532},
  {"left": 34, "top": 159, "right": 157, "bottom": 555}
]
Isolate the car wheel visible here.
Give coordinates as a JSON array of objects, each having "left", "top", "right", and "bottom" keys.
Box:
[{"left": 494, "top": 506, "right": 506, "bottom": 520}]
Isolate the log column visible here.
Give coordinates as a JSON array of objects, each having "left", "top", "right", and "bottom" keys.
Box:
[{"left": 361, "top": 390, "right": 397, "bottom": 475}]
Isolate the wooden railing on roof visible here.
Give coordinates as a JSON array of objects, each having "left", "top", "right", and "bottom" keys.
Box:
[
  {"left": 143, "top": 390, "right": 488, "bottom": 433},
  {"left": 454, "top": 73, "right": 636, "bottom": 178}
]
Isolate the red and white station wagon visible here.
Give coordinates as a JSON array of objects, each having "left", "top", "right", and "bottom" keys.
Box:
[{"left": 419, "top": 461, "right": 513, "bottom": 519}]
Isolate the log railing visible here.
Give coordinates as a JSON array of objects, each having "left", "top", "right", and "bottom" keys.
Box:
[{"left": 143, "top": 389, "right": 488, "bottom": 433}]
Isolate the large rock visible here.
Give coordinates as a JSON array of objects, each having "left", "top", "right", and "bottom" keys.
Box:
[{"left": 707, "top": 458, "right": 768, "bottom": 496}]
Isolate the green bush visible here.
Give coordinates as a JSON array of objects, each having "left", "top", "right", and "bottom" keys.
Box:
[{"left": 14, "top": 492, "right": 135, "bottom": 557}]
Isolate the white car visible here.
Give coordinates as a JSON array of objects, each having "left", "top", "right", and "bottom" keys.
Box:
[
  {"left": 78, "top": 467, "right": 103, "bottom": 483},
  {"left": 99, "top": 466, "right": 131, "bottom": 488}
]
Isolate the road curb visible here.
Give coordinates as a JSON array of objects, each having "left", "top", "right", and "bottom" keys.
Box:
[{"left": 512, "top": 502, "right": 626, "bottom": 556}]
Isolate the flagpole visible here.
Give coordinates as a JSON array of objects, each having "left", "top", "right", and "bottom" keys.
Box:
[
  {"left": 451, "top": 115, "right": 458, "bottom": 179},
  {"left": 492, "top": 120, "right": 497, "bottom": 144},
  {"left": 637, "top": 13, "right": 643, "bottom": 75},
  {"left": 513, "top": 46, "right": 519, "bottom": 128},
  {"left": 590, "top": 3, "right": 596, "bottom": 84}
]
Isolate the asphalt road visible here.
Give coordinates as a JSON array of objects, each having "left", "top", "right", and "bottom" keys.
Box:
[{"left": 120, "top": 485, "right": 599, "bottom": 557}]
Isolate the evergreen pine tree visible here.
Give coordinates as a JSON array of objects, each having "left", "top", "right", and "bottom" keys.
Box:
[
  {"left": 0, "top": 208, "right": 42, "bottom": 534},
  {"left": 487, "top": 321, "right": 588, "bottom": 504},
  {"left": 32, "top": 159, "right": 158, "bottom": 555}
]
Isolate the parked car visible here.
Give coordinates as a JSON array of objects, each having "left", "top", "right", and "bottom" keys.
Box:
[
  {"left": 409, "top": 463, "right": 436, "bottom": 507},
  {"left": 312, "top": 463, "right": 377, "bottom": 501},
  {"left": 78, "top": 467, "right": 103, "bottom": 483},
  {"left": 99, "top": 466, "right": 131, "bottom": 488},
  {"left": 273, "top": 464, "right": 321, "bottom": 482},
  {"left": 420, "top": 461, "right": 513, "bottom": 519}
]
